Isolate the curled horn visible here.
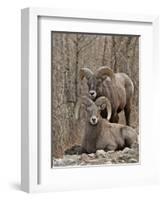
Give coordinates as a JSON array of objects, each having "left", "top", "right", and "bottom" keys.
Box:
[
  {"left": 80, "top": 68, "right": 93, "bottom": 80},
  {"left": 95, "top": 66, "right": 115, "bottom": 79},
  {"left": 75, "top": 96, "right": 93, "bottom": 120},
  {"left": 95, "top": 96, "right": 112, "bottom": 121}
]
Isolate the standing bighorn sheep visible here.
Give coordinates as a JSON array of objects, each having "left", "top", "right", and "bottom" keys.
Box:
[
  {"left": 80, "top": 66, "right": 134, "bottom": 125},
  {"left": 75, "top": 96, "right": 137, "bottom": 154}
]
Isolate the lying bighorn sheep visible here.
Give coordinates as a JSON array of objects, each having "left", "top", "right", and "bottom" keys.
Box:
[
  {"left": 75, "top": 96, "right": 137, "bottom": 154},
  {"left": 80, "top": 66, "right": 134, "bottom": 125}
]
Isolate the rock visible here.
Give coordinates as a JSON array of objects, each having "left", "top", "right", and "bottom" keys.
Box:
[
  {"left": 120, "top": 160, "right": 125, "bottom": 163},
  {"left": 129, "top": 158, "right": 138, "bottom": 163},
  {"left": 96, "top": 150, "right": 106, "bottom": 158},
  {"left": 53, "top": 159, "right": 65, "bottom": 166},
  {"left": 53, "top": 143, "right": 139, "bottom": 167},
  {"left": 122, "top": 147, "right": 135, "bottom": 154},
  {"left": 64, "top": 154, "right": 79, "bottom": 160},
  {"left": 80, "top": 161, "right": 86, "bottom": 165},
  {"left": 118, "top": 154, "right": 125, "bottom": 159},
  {"left": 107, "top": 150, "right": 115, "bottom": 154},
  {"left": 106, "top": 159, "right": 112, "bottom": 164},
  {"left": 81, "top": 153, "right": 89, "bottom": 162},
  {"left": 111, "top": 158, "right": 117, "bottom": 163},
  {"left": 53, "top": 155, "right": 80, "bottom": 166},
  {"left": 88, "top": 153, "right": 96, "bottom": 159},
  {"left": 122, "top": 147, "right": 130, "bottom": 153},
  {"left": 64, "top": 158, "right": 77, "bottom": 165}
]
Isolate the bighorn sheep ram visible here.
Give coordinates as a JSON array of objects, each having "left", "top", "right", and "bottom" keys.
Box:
[
  {"left": 80, "top": 66, "right": 134, "bottom": 125},
  {"left": 75, "top": 96, "right": 137, "bottom": 154}
]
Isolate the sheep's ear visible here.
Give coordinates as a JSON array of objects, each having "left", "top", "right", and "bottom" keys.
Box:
[
  {"left": 100, "top": 103, "right": 106, "bottom": 110},
  {"left": 80, "top": 68, "right": 93, "bottom": 80},
  {"left": 98, "top": 75, "right": 108, "bottom": 82},
  {"left": 96, "top": 77, "right": 103, "bottom": 84}
]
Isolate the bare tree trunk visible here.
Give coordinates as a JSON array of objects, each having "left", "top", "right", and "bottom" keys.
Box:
[{"left": 102, "top": 36, "right": 107, "bottom": 66}]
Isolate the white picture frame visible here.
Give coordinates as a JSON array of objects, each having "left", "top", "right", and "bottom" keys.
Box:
[{"left": 21, "top": 7, "right": 159, "bottom": 193}]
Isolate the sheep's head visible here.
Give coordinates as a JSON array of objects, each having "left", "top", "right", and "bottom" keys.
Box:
[
  {"left": 75, "top": 96, "right": 112, "bottom": 126},
  {"left": 80, "top": 66, "right": 115, "bottom": 100}
]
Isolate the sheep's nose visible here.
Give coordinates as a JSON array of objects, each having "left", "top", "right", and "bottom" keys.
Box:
[
  {"left": 90, "top": 91, "right": 95, "bottom": 95},
  {"left": 92, "top": 117, "right": 96, "bottom": 122},
  {"left": 90, "top": 116, "right": 98, "bottom": 125},
  {"left": 89, "top": 90, "right": 96, "bottom": 97}
]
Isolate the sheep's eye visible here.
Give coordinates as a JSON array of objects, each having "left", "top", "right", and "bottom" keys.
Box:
[
  {"left": 98, "top": 105, "right": 104, "bottom": 110},
  {"left": 97, "top": 78, "right": 102, "bottom": 85},
  {"left": 86, "top": 106, "right": 91, "bottom": 112}
]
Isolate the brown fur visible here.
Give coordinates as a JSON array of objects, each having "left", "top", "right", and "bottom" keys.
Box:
[
  {"left": 75, "top": 96, "right": 137, "bottom": 154},
  {"left": 80, "top": 67, "right": 134, "bottom": 125}
]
